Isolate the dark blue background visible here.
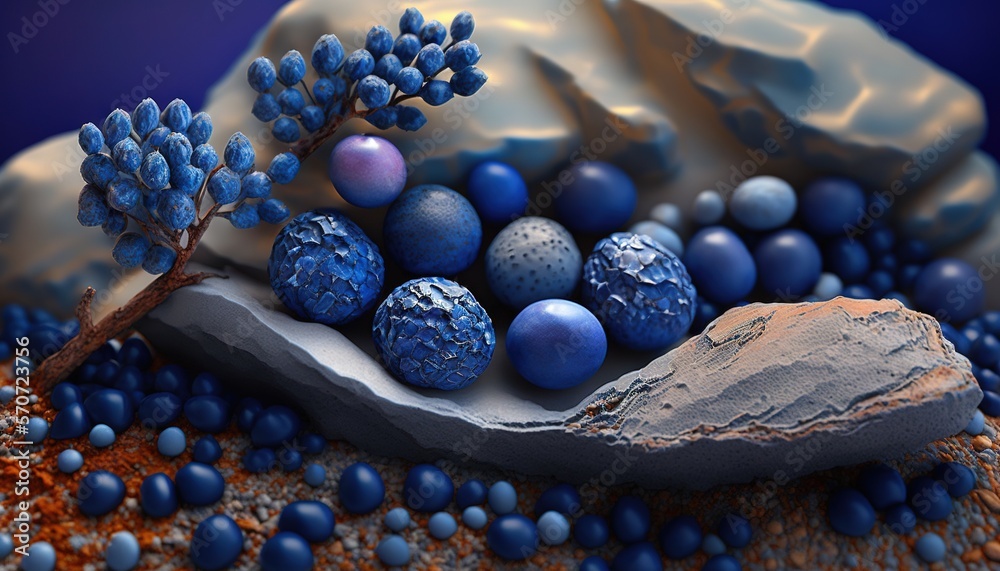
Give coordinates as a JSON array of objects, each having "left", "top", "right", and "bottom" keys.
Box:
[{"left": 0, "top": 0, "right": 996, "bottom": 166}]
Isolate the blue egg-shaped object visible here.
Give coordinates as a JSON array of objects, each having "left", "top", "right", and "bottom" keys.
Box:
[
  {"left": 827, "top": 488, "right": 876, "bottom": 536},
  {"left": 259, "top": 532, "right": 314, "bottom": 571},
  {"left": 57, "top": 449, "right": 84, "bottom": 473},
  {"left": 84, "top": 389, "right": 134, "bottom": 433},
  {"left": 799, "top": 178, "right": 866, "bottom": 236},
  {"left": 457, "top": 479, "right": 488, "bottom": 509},
  {"left": 857, "top": 463, "right": 906, "bottom": 510},
  {"left": 183, "top": 395, "right": 232, "bottom": 433},
  {"left": 915, "top": 532, "right": 946, "bottom": 563},
  {"left": 279, "top": 449, "right": 303, "bottom": 471},
  {"left": 385, "top": 507, "right": 411, "bottom": 532},
  {"left": 582, "top": 233, "right": 696, "bottom": 351},
  {"left": 373, "top": 278, "right": 495, "bottom": 390},
  {"left": 383, "top": 185, "right": 482, "bottom": 275},
  {"left": 537, "top": 511, "right": 570, "bottom": 545},
  {"left": 487, "top": 514, "right": 538, "bottom": 560},
  {"left": 486, "top": 217, "right": 582, "bottom": 309},
  {"left": 612, "top": 542, "right": 663, "bottom": 571},
  {"left": 105, "top": 531, "right": 140, "bottom": 571},
  {"left": 754, "top": 229, "right": 822, "bottom": 298},
  {"left": 506, "top": 300, "right": 606, "bottom": 390},
  {"left": 141, "top": 472, "right": 178, "bottom": 518},
  {"left": 376, "top": 535, "right": 410, "bottom": 567},
  {"left": 683, "top": 226, "right": 756, "bottom": 305},
  {"left": 279, "top": 501, "right": 336, "bottom": 543},
  {"left": 404, "top": 464, "right": 454, "bottom": 512},
  {"left": 137, "top": 392, "right": 183, "bottom": 431},
  {"left": 575, "top": 514, "right": 610, "bottom": 548},
  {"left": 339, "top": 462, "right": 386, "bottom": 514},
  {"left": 610, "top": 496, "right": 651, "bottom": 544},
  {"left": 235, "top": 397, "right": 263, "bottom": 433},
  {"left": 190, "top": 515, "right": 244, "bottom": 571},
  {"left": 534, "top": 483, "right": 581, "bottom": 517},
  {"left": 118, "top": 337, "right": 153, "bottom": 370},
  {"left": 193, "top": 436, "right": 223, "bottom": 464},
  {"left": 154, "top": 364, "right": 190, "bottom": 399},
  {"left": 19, "top": 542, "right": 56, "bottom": 571},
  {"left": 25, "top": 416, "right": 48, "bottom": 444},
  {"left": 554, "top": 161, "right": 637, "bottom": 235},
  {"left": 157, "top": 426, "right": 187, "bottom": 457},
  {"left": 304, "top": 463, "right": 326, "bottom": 487},
  {"left": 717, "top": 513, "right": 751, "bottom": 548},
  {"left": 933, "top": 462, "right": 976, "bottom": 497},
  {"left": 462, "top": 506, "right": 488, "bottom": 530},
  {"left": 488, "top": 481, "right": 518, "bottom": 515},
  {"left": 429, "top": 512, "right": 459, "bottom": 540},
  {"left": 251, "top": 405, "right": 302, "bottom": 448},
  {"left": 175, "top": 462, "right": 225, "bottom": 506},
  {"left": 629, "top": 221, "right": 684, "bottom": 256},
  {"left": 658, "top": 514, "right": 702, "bottom": 559},
  {"left": 52, "top": 383, "right": 82, "bottom": 410},
  {"left": 730, "top": 176, "right": 796, "bottom": 231},
  {"left": 77, "top": 470, "right": 126, "bottom": 516},
  {"left": 50, "top": 402, "right": 91, "bottom": 440},
  {"left": 912, "top": 258, "right": 984, "bottom": 323},
  {"left": 467, "top": 161, "right": 529, "bottom": 222},
  {"left": 824, "top": 237, "right": 870, "bottom": 284},
  {"left": 269, "top": 209, "right": 385, "bottom": 325},
  {"left": 693, "top": 190, "right": 726, "bottom": 225}
]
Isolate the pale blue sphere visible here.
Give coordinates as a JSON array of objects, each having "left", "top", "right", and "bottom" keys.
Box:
[
  {"left": 157, "top": 427, "right": 187, "bottom": 457},
  {"left": 89, "top": 424, "right": 116, "bottom": 448},
  {"left": 537, "top": 511, "right": 571, "bottom": 545},
  {"left": 462, "top": 506, "right": 488, "bottom": 530},
  {"left": 693, "top": 190, "right": 725, "bottom": 225},
  {"left": 58, "top": 449, "right": 84, "bottom": 473},
  {"left": 628, "top": 220, "right": 684, "bottom": 256},
  {"left": 105, "top": 531, "right": 141, "bottom": 571},
  {"left": 730, "top": 176, "right": 796, "bottom": 230}
]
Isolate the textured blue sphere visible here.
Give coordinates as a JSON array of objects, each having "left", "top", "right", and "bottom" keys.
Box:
[
  {"left": 574, "top": 514, "right": 610, "bottom": 548},
  {"left": 260, "top": 532, "right": 313, "bottom": 571},
  {"left": 582, "top": 233, "right": 696, "bottom": 351},
  {"left": 683, "top": 226, "right": 756, "bottom": 305},
  {"left": 800, "top": 177, "right": 866, "bottom": 236},
  {"left": 383, "top": 185, "right": 482, "bottom": 275},
  {"left": 506, "top": 300, "right": 606, "bottom": 390},
  {"left": 730, "top": 175, "right": 797, "bottom": 230},
  {"left": 858, "top": 463, "right": 906, "bottom": 510},
  {"left": 913, "top": 258, "right": 984, "bottom": 323},
  {"left": 373, "top": 278, "right": 495, "bottom": 390},
  {"left": 327, "top": 135, "right": 407, "bottom": 208},
  {"left": 612, "top": 542, "right": 662, "bottom": 571},
  {"left": 467, "top": 161, "right": 529, "bottom": 222},
  {"left": 487, "top": 514, "right": 538, "bottom": 561},
  {"left": 827, "top": 488, "right": 876, "bottom": 536},
  {"left": 78, "top": 470, "right": 126, "bottom": 516},
  {"left": 611, "top": 496, "right": 651, "bottom": 544},
  {"left": 658, "top": 515, "right": 702, "bottom": 559},
  {"left": 338, "top": 462, "right": 385, "bottom": 514},
  {"left": 403, "top": 464, "right": 454, "bottom": 512},
  {"left": 753, "top": 229, "right": 822, "bottom": 298},
  {"left": 486, "top": 217, "right": 582, "bottom": 309},
  {"left": 554, "top": 162, "right": 637, "bottom": 234},
  {"left": 190, "top": 515, "right": 243, "bottom": 571},
  {"left": 269, "top": 209, "right": 385, "bottom": 326},
  {"left": 141, "top": 472, "right": 178, "bottom": 518},
  {"left": 175, "top": 462, "right": 225, "bottom": 506}
]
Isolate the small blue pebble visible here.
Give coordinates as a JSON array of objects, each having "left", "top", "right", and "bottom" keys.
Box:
[
  {"left": 279, "top": 501, "right": 336, "bottom": 543},
  {"left": 304, "top": 463, "right": 326, "bottom": 487},
  {"left": 52, "top": 383, "right": 83, "bottom": 410},
  {"left": 429, "top": 512, "right": 458, "bottom": 540},
  {"left": 612, "top": 542, "right": 663, "bottom": 571},
  {"left": 913, "top": 259, "right": 985, "bottom": 323},
  {"left": 105, "top": 531, "right": 140, "bottom": 571},
  {"left": 462, "top": 506, "right": 488, "bottom": 530},
  {"left": 611, "top": 495, "right": 651, "bottom": 544},
  {"left": 730, "top": 176, "right": 796, "bottom": 231},
  {"left": 20, "top": 541, "right": 57, "bottom": 571},
  {"left": 25, "top": 416, "right": 48, "bottom": 444},
  {"left": 376, "top": 535, "right": 411, "bottom": 566},
  {"left": 339, "top": 462, "right": 385, "bottom": 514},
  {"left": 507, "top": 299, "right": 606, "bottom": 390},
  {"left": 84, "top": 389, "right": 134, "bottom": 433},
  {"left": 717, "top": 513, "right": 752, "bottom": 548},
  {"left": 251, "top": 405, "right": 302, "bottom": 448},
  {"left": 259, "top": 532, "right": 313, "bottom": 571},
  {"left": 235, "top": 397, "right": 263, "bottom": 433},
  {"left": 915, "top": 532, "right": 946, "bottom": 563},
  {"left": 537, "top": 511, "right": 571, "bottom": 546},
  {"left": 965, "top": 409, "right": 986, "bottom": 435},
  {"left": 175, "top": 462, "right": 225, "bottom": 506},
  {"left": 693, "top": 190, "right": 726, "bottom": 225},
  {"left": 827, "top": 488, "right": 876, "bottom": 536},
  {"left": 858, "top": 463, "right": 906, "bottom": 510},
  {"left": 243, "top": 448, "right": 276, "bottom": 473},
  {"left": 799, "top": 178, "right": 866, "bottom": 237},
  {"left": 77, "top": 470, "right": 126, "bottom": 516},
  {"left": 487, "top": 514, "right": 538, "bottom": 561},
  {"left": 488, "top": 481, "right": 518, "bottom": 515},
  {"left": 0, "top": 386, "right": 14, "bottom": 405},
  {"left": 702, "top": 533, "right": 726, "bottom": 556},
  {"left": 907, "top": 476, "right": 953, "bottom": 521},
  {"left": 140, "top": 473, "right": 178, "bottom": 518},
  {"left": 137, "top": 392, "right": 183, "bottom": 430},
  {"left": 297, "top": 432, "right": 326, "bottom": 455},
  {"left": 824, "top": 237, "right": 870, "bottom": 284},
  {"left": 932, "top": 462, "right": 976, "bottom": 497},
  {"left": 190, "top": 515, "right": 243, "bottom": 571},
  {"left": 575, "top": 514, "right": 610, "bottom": 548},
  {"left": 753, "top": 229, "right": 823, "bottom": 298},
  {"left": 191, "top": 372, "right": 223, "bottom": 396},
  {"left": 157, "top": 426, "right": 186, "bottom": 457},
  {"left": 466, "top": 161, "right": 528, "bottom": 222},
  {"left": 534, "top": 483, "right": 581, "bottom": 517},
  {"left": 117, "top": 338, "right": 152, "bottom": 370},
  {"left": 486, "top": 217, "right": 582, "bottom": 310},
  {"left": 193, "top": 436, "right": 223, "bottom": 464},
  {"left": 154, "top": 364, "right": 190, "bottom": 399},
  {"left": 0, "top": 532, "right": 13, "bottom": 558},
  {"left": 702, "top": 554, "right": 742, "bottom": 571},
  {"left": 684, "top": 226, "right": 756, "bottom": 305},
  {"left": 90, "top": 424, "right": 116, "bottom": 448},
  {"left": 183, "top": 395, "right": 232, "bottom": 433},
  {"left": 279, "top": 449, "right": 303, "bottom": 472},
  {"left": 404, "top": 464, "right": 454, "bottom": 512},
  {"left": 884, "top": 504, "right": 916, "bottom": 535},
  {"left": 580, "top": 555, "right": 611, "bottom": 571},
  {"left": 554, "top": 162, "right": 637, "bottom": 235},
  {"left": 457, "top": 479, "right": 488, "bottom": 509},
  {"left": 629, "top": 221, "right": 684, "bottom": 256},
  {"left": 58, "top": 449, "right": 84, "bottom": 473},
  {"left": 659, "top": 514, "right": 702, "bottom": 559},
  {"left": 385, "top": 507, "right": 411, "bottom": 532}
]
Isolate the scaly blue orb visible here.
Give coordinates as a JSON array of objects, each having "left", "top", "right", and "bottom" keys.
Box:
[
  {"left": 383, "top": 185, "right": 482, "bottom": 276},
  {"left": 507, "top": 300, "right": 606, "bottom": 390},
  {"left": 683, "top": 226, "right": 756, "bottom": 305},
  {"left": 554, "top": 162, "right": 637, "bottom": 235},
  {"left": 486, "top": 217, "right": 582, "bottom": 309}
]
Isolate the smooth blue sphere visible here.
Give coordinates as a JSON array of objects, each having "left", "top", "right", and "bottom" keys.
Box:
[
  {"left": 702, "top": 534, "right": 726, "bottom": 556},
  {"left": 487, "top": 514, "right": 538, "bottom": 561},
  {"left": 611, "top": 496, "right": 650, "bottom": 544},
  {"left": 813, "top": 272, "right": 843, "bottom": 300},
  {"left": 140, "top": 473, "right": 178, "bottom": 518},
  {"left": 137, "top": 392, "right": 182, "bottom": 430},
  {"left": 89, "top": 424, "right": 116, "bottom": 448},
  {"left": 269, "top": 209, "right": 385, "bottom": 326},
  {"left": 304, "top": 463, "right": 326, "bottom": 487},
  {"left": 383, "top": 185, "right": 482, "bottom": 275},
  {"left": 190, "top": 515, "right": 243, "bottom": 571},
  {"left": 506, "top": 300, "right": 606, "bottom": 390},
  {"left": 20, "top": 542, "right": 56, "bottom": 571},
  {"left": 154, "top": 365, "right": 190, "bottom": 399},
  {"left": 105, "top": 531, "right": 140, "bottom": 571},
  {"left": 486, "top": 217, "right": 582, "bottom": 309},
  {"left": 975, "top": 367, "right": 1000, "bottom": 392},
  {"left": 857, "top": 463, "right": 906, "bottom": 510},
  {"left": 25, "top": 416, "right": 48, "bottom": 444},
  {"left": 693, "top": 190, "right": 726, "bottom": 225},
  {"left": 235, "top": 397, "right": 263, "bottom": 433},
  {"left": 827, "top": 488, "right": 876, "bottom": 537},
  {"left": 429, "top": 512, "right": 459, "bottom": 540},
  {"left": 462, "top": 506, "right": 488, "bottom": 530},
  {"left": 157, "top": 426, "right": 187, "bottom": 457},
  {"left": 574, "top": 514, "right": 610, "bottom": 548},
  {"left": 554, "top": 161, "right": 637, "bottom": 234},
  {"left": 0, "top": 532, "right": 15, "bottom": 558},
  {"left": 183, "top": 396, "right": 231, "bottom": 433},
  {"left": 84, "top": 388, "right": 134, "bottom": 433},
  {"left": 376, "top": 535, "right": 410, "bottom": 566},
  {"left": 915, "top": 532, "right": 946, "bottom": 563},
  {"left": 702, "top": 554, "right": 742, "bottom": 571},
  {"left": 981, "top": 390, "right": 1000, "bottom": 416},
  {"left": 629, "top": 221, "right": 684, "bottom": 256},
  {"left": 824, "top": 237, "right": 870, "bottom": 284},
  {"left": 175, "top": 462, "right": 224, "bottom": 506},
  {"left": 582, "top": 233, "right": 697, "bottom": 351},
  {"left": 537, "top": 511, "right": 571, "bottom": 545},
  {"left": 933, "top": 462, "right": 976, "bottom": 497},
  {"left": 52, "top": 382, "right": 83, "bottom": 410},
  {"left": 659, "top": 514, "right": 702, "bottom": 559},
  {"left": 649, "top": 202, "right": 684, "bottom": 231},
  {"left": 457, "top": 479, "right": 488, "bottom": 509},
  {"left": 58, "top": 449, "right": 84, "bottom": 473},
  {"left": 251, "top": 405, "right": 302, "bottom": 448},
  {"left": 259, "top": 532, "right": 313, "bottom": 571},
  {"left": 51, "top": 402, "right": 91, "bottom": 440},
  {"left": 717, "top": 513, "right": 751, "bottom": 548},
  {"left": 243, "top": 448, "right": 276, "bottom": 474},
  {"left": 913, "top": 258, "right": 984, "bottom": 323},
  {"left": 884, "top": 503, "right": 916, "bottom": 535},
  {"left": 799, "top": 178, "right": 866, "bottom": 236},
  {"left": 193, "top": 436, "right": 223, "bottom": 464},
  {"left": 965, "top": 409, "right": 986, "bottom": 435},
  {"left": 339, "top": 462, "right": 386, "bottom": 514},
  {"left": 467, "top": 161, "right": 529, "bottom": 222},
  {"left": 385, "top": 507, "right": 411, "bottom": 532},
  {"left": 612, "top": 542, "right": 663, "bottom": 571},
  {"left": 730, "top": 176, "right": 796, "bottom": 230},
  {"left": 754, "top": 229, "right": 822, "bottom": 298},
  {"left": 78, "top": 470, "right": 126, "bottom": 516},
  {"left": 488, "top": 480, "right": 518, "bottom": 515},
  {"left": 580, "top": 556, "right": 611, "bottom": 571},
  {"left": 683, "top": 226, "right": 756, "bottom": 304},
  {"left": 534, "top": 483, "right": 581, "bottom": 517},
  {"left": 277, "top": 501, "right": 335, "bottom": 544},
  {"left": 327, "top": 135, "right": 407, "bottom": 208},
  {"left": 404, "top": 464, "right": 454, "bottom": 512}
]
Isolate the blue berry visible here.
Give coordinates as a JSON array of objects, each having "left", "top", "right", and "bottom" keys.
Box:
[
  {"left": 486, "top": 217, "right": 581, "bottom": 308},
  {"left": 277, "top": 87, "right": 305, "bottom": 115},
  {"left": 462, "top": 506, "right": 488, "bottom": 530},
  {"left": 58, "top": 449, "right": 84, "bottom": 473},
  {"left": 827, "top": 488, "right": 876, "bottom": 536},
  {"left": 395, "top": 105, "right": 427, "bottom": 131},
  {"left": 260, "top": 532, "right": 313, "bottom": 571},
  {"left": 275, "top": 502, "right": 333, "bottom": 545},
  {"left": 702, "top": 554, "right": 742, "bottom": 571},
  {"left": 161, "top": 99, "right": 192, "bottom": 132},
  {"left": 251, "top": 405, "right": 302, "bottom": 448},
  {"left": 450, "top": 11, "right": 475, "bottom": 41},
  {"left": 79, "top": 122, "right": 104, "bottom": 154},
  {"left": 112, "top": 232, "right": 150, "bottom": 268},
  {"left": 131, "top": 98, "right": 160, "bottom": 137},
  {"left": 137, "top": 392, "right": 183, "bottom": 430},
  {"left": 19, "top": 542, "right": 56, "bottom": 571},
  {"left": 158, "top": 191, "right": 196, "bottom": 230},
  {"left": 365, "top": 106, "right": 399, "bottom": 129},
  {"left": 50, "top": 403, "right": 91, "bottom": 440},
  {"left": 450, "top": 66, "right": 488, "bottom": 96},
  {"left": 374, "top": 54, "right": 403, "bottom": 82},
  {"left": 385, "top": 507, "right": 411, "bottom": 532},
  {"left": 141, "top": 126, "right": 169, "bottom": 155},
  {"left": 258, "top": 198, "right": 290, "bottom": 224},
  {"left": 339, "top": 462, "right": 385, "bottom": 514},
  {"left": 933, "top": 462, "right": 976, "bottom": 497},
  {"left": 507, "top": 300, "right": 606, "bottom": 389},
  {"left": 193, "top": 435, "right": 223, "bottom": 464},
  {"left": 272, "top": 116, "right": 300, "bottom": 143},
  {"left": 913, "top": 258, "right": 984, "bottom": 323},
  {"left": 393, "top": 33, "right": 422, "bottom": 64},
  {"left": 415, "top": 44, "right": 445, "bottom": 76},
  {"left": 466, "top": 161, "right": 527, "bottom": 222},
  {"left": 187, "top": 111, "right": 213, "bottom": 146},
  {"left": 374, "top": 278, "right": 494, "bottom": 390},
  {"left": 629, "top": 220, "right": 684, "bottom": 256},
  {"left": 383, "top": 185, "right": 482, "bottom": 275},
  {"left": 884, "top": 503, "right": 916, "bottom": 534},
  {"left": 395, "top": 66, "right": 423, "bottom": 94},
  {"left": 693, "top": 190, "right": 725, "bottom": 225},
  {"left": 277, "top": 50, "right": 306, "bottom": 86},
  {"left": 445, "top": 40, "right": 481, "bottom": 73},
  {"left": 419, "top": 20, "right": 447, "bottom": 45},
  {"left": 157, "top": 426, "right": 187, "bottom": 457},
  {"left": 555, "top": 162, "right": 636, "bottom": 234},
  {"left": 105, "top": 531, "right": 140, "bottom": 571},
  {"left": 730, "top": 176, "right": 796, "bottom": 230},
  {"left": 487, "top": 514, "right": 538, "bottom": 560},
  {"left": 581, "top": 556, "right": 611, "bottom": 571},
  {"left": 311, "top": 78, "right": 340, "bottom": 105},
  {"left": 253, "top": 93, "right": 281, "bottom": 122},
  {"left": 112, "top": 138, "right": 142, "bottom": 173},
  {"left": 192, "top": 143, "right": 218, "bottom": 172},
  {"left": 915, "top": 532, "right": 946, "bottom": 563},
  {"left": 81, "top": 153, "right": 117, "bottom": 188},
  {"left": 429, "top": 512, "right": 459, "bottom": 540},
  {"left": 102, "top": 109, "right": 132, "bottom": 148},
  {"left": 161, "top": 132, "right": 192, "bottom": 168},
  {"left": 190, "top": 515, "right": 243, "bottom": 571},
  {"left": 300, "top": 105, "right": 325, "bottom": 132},
  {"left": 170, "top": 164, "right": 204, "bottom": 195},
  {"left": 376, "top": 535, "right": 410, "bottom": 566},
  {"left": 85, "top": 388, "right": 134, "bottom": 433},
  {"left": 612, "top": 542, "right": 662, "bottom": 571},
  {"left": 223, "top": 132, "right": 255, "bottom": 173},
  {"left": 365, "top": 25, "right": 394, "bottom": 58},
  {"left": 420, "top": 79, "right": 454, "bottom": 105},
  {"left": 238, "top": 172, "right": 270, "bottom": 199},
  {"left": 304, "top": 463, "right": 326, "bottom": 487},
  {"left": 345, "top": 49, "right": 375, "bottom": 81},
  {"left": 140, "top": 151, "right": 170, "bottom": 190},
  {"left": 800, "top": 177, "right": 866, "bottom": 237},
  {"left": 357, "top": 75, "right": 391, "bottom": 109},
  {"left": 207, "top": 167, "right": 240, "bottom": 205},
  {"left": 404, "top": 464, "right": 454, "bottom": 512},
  {"left": 658, "top": 514, "right": 702, "bottom": 559},
  {"left": 175, "top": 462, "right": 225, "bottom": 506},
  {"left": 582, "top": 233, "right": 697, "bottom": 350},
  {"left": 311, "top": 34, "right": 344, "bottom": 75},
  {"left": 400, "top": 7, "right": 424, "bottom": 34},
  {"left": 575, "top": 514, "right": 610, "bottom": 548},
  {"left": 248, "top": 56, "right": 277, "bottom": 91},
  {"left": 754, "top": 229, "right": 822, "bottom": 298},
  {"left": 226, "top": 202, "right": 260, "bottom": 229},
  {"left": 52, "top": 383, "right": 82, "bottom": 410},
  {"left": 78, "top": 470, "right": 126, "bottom": 516},
  {"left": 184, "top": 395, "right": 232, "bottom": 433},
  {"left": 858, "top": 463, "right": 906, "bottom": 510},
  {"left": 457, "top": 480, "right": 488, "bottom": 509},
  {"left": 537, "top": 511, "right": 571, "bottom": 545},
  {"left": 267, "top": 152, "right": 300, "bottom": 183},
  {"left": 78, "top": 185, "right": 109, "bottom": 227},
  {"left": 488, "top": 481, "right": 518, "bottom": 515}
]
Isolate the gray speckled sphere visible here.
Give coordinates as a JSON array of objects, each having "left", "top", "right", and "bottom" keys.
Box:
[{"left": 485, "top": 217, "right": 582, "bottom": 309}]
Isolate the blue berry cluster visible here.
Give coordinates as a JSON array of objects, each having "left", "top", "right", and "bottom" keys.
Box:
[
  {"left": 247, "top": 7, "right": 487, "bottom": 140},
  {"left": 76, "top": 98, "right": 293, "bottom": 274}
]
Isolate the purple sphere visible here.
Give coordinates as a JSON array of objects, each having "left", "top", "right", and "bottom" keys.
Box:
[{"left": 327, "top": 135, "right": 406, "bottom": 208}]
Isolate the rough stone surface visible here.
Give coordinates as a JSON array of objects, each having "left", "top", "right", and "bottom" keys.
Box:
[{"left": 139, "top": 270, "right": 982, "bottom": 489}]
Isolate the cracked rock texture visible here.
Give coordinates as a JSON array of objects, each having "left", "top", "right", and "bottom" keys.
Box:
[{"left": 140, "top": 272, "right": 982, "bottom": 489}]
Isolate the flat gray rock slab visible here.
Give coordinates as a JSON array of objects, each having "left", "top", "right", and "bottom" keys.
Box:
[{"left": 140, "top": 270, "right": 982, "bottom": 489}]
